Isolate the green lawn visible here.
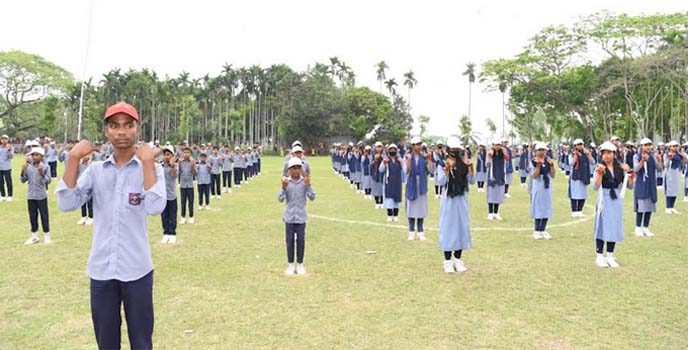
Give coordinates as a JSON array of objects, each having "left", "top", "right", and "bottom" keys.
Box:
[{"left": 1, "top": 155, "right": 686, "bottom": 350}]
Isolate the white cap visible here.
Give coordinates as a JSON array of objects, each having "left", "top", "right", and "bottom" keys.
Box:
[
  {"left": 287, "top": 157, "right": 303, "bottom": 168},
  {"left": 600, "top": 141, "right": 616, "bottom": 152},
  {"left": 610, "top": 136, "right": 620, "bottom": 141},
  {"left": 235, "top": 146, "right": 240, "bottom": 151},
  {"left": 162, "top": 145, "right": 175, "bottom": 154},
  {"left": 501, "top": 137, "right": 509, "bottom": 143},
  {"left": 658, "top": 142, "right": 665, "bottom": 146},
  {"left": 357, "top": 141, "right": 364, "bottom": 146},
  {"left": 348, "top": 142, "right": 354, "bottom": 147},
  {"left": 374, "top": 141, "right": 383, "bottom": 147},
  {"left": 573, "top": 139, "right": 583, "bottom": 145},
  {"left": 492, "top": 138, "right": 502, "bottom": 145},
  {"left": 364, "top": 145, "right": 372, "bottom": 150},
  {"left": 640, "top": 138, "right": 652, "bottom": 145},
  {"left": 535, "top": 142, "right": 547, "bottom": 150},
  {"left": 0, "top": 134, "right": 8, "bottom": 139},
  {"left": 666, "top": 141, "right": 679, "bottom": 147},
  {"left": 590, "top": 142, "right": 597, "bottom": 147},
  {"left": 291, "top": 145, "right": 303, "bottom": 153},
  {"left": 625, "top": 141, "right": 635, "bottom": 146},
  {"left": 682, "top": 141, "right": 688, "bottom": 147},
  {"left": 478, "top": 141, "right": 486, "bottom": 147},
  {"left": 155, "top": 139, "right": 160, "bottom": 144},
  {"left": 29, "top": 147, "right": 45, "bottom": 156},
  {"left": 410, "top": 136, "right": 422, "bottom": 144},
  {"left": 388, "top": 143, "right": 398, "bottom": 150},
  {"left": 446, "top": 137, "right": 462, "bottom": 149},
  {"left": 292, "top": 140, "right": 302, "bottom": 147}
]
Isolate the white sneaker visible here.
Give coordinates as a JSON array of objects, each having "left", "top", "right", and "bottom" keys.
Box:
[
  {"left": 386, "top": 216, "right": 392, "bottom": 222},
  {"left": 284, "top": 264, "right": 296, "bottom": 276},
  {"left": 671, "top": 208, "right": 680, "bottom": 214},
  {"left": 493, "top": 214, "right": 503, "bottom": 221},
  {"left": 43, "top": 233, "right": 51, "bottom": 244},
  {"left": 606, "top": 254, "right": 620, "bottom": 268},
  {"left": 417, "top": 232, "right": 427, "bottom": 241},
  {"left": 634, "top": 227, "right": 644, "bottom": 237},
  {"left": 236, "top": 184, "right": 241, "bottom": 188},
  {"left": 188, "top": 217, "right": 195, "bottom": 224},
  {"left": 541, "top": 231, "right": 552, "bottom": 240},
  {"left": 210, "top": 195, "right": 215, "bottom": 199},
  {"left": 642, "top": 227, "right": 655, "bottom": 237},
  {"left": 453, "top": 258, "right": 467, "bottom": 272},
  {"left": 168, "top": 235, "right": 177, "bottom": 244},
  {"left": 206, "top": 205, "right": 211, "bottom": 210},
  {"left": 77, "top": 217, "right": 87, "bottom": 225},
  {"left": 85, "top": 218, "right": 93, "bottom": 225},
  {"left": 393, "top": 216, "right": 399, "bottom": 222},
  {"left": 571, "top": 212, "right": 577, "bottom": 218},
  {"left": 683, "top": 197, "right": 688, "bottom": 202},
  {"left": 6, "top": 196, "right": 12, "bottom": 202},
  {"left": 180, "top": 217, "right": 187, "bottom": 224},
  {"left": 228, "top": 188, "right": 232, "bottom": 194},
  {"left": 595, "top": 254, "right": 608, "bottom": 267},
  {"left": 665, "top": 208, "right": 673, "bottom": 214},
  {"left": 533, "top": 231, "right": 544, "bottom": 240},
  {"left": 443, "top": 260, "right": 455, "bottom": 273},
  {"left": 222, "top": 188, "right": 227, "bottom": 193},
  {"left": 407, "top": 231, "right": 415, "bottom": 241},
  {"left": 161, "top": 235, "right": 170, "bottom": 244},
  {"left": 296, "top": 264, "right": 307, "bottom": 275},
  {"left": 487, "top": 214, "right": 495, "bottom": 220},
  {"left": 198, "top": 206, "right": 204, "bottom": 211},
  {"left": 24, "top": 235, "right": 39, "bottom": 245},
  {"left": 0, "top": 197, "right": 5, "bottom": 202},
  {"left": 505, "top": 193, "right": 511, "bottom": 198}
]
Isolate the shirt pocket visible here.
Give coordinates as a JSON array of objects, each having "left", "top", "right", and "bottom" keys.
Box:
[{"left": 125, "top": 185, "right": 144, "bottom": 209}]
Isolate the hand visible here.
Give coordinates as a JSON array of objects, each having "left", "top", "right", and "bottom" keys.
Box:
[
  {"left": 445, "top": 158, "right": 455, "bottom": 168},
  {"left": 170, "top": 156, "right": 177, "bottom": 164},
  {"left": 488, "top": 150, "right": 494, "bottom": 157},
  {"left": 38, "top": 165, "right": 45, "bottom": 177},
  {"left": 621, "top": 163, "right": 631, "bottom": 173},
  {"left": 383, "top": 156, "right": 389, "bottom": 164},
  {"left": 583, "top": 148, "right": 591, "bottom": 156},
  {"left": 69, "top": 140, "right": 96, "bottom": 160},
  {"left": 463, "top": 156, "right": 472, "bottom": 166},
  {"left": 281, "top": 176, "right": 289, "bottom": 190},
  {"left": 136, "top": 143, "right": 158, "bottom": 162},
  {"left": 546, "top": 157, "right": 554, "bottom": 165},
  {"left": 5, "top": 143, "right": 11, "bottom": 150},
  {"left": 304, "top": 173, "right": 311, "bottom": 186},
  {"left": 21, "top": 162, "right": 28, "bottom": 173},
  {"left": 642, "top": 152, "right": 649, "bottom": 161},
  {"left": 596, "top": 164, "right": 605, "bottom": 175}
]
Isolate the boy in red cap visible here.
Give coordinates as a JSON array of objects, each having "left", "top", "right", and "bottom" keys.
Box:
[{"left": 56, "top": 101, "right": 165, "bottom": 350}]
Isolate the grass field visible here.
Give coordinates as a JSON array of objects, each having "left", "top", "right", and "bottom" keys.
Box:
[{"left": 1, "top": 155, "right": 687, "bottom": 350}]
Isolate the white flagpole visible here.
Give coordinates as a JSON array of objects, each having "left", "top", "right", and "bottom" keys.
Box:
[{"left": 77, "top": 0, "right": 95, "bottom": 140}]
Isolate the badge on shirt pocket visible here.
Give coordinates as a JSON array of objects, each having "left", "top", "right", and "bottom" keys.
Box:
[{"left": 129, "top": 192, "right": 142, "bottom": 206}]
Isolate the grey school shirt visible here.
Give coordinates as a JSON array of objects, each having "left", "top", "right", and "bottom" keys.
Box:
[
  {"left": 163, "top": 163, "right": 178, "bottom": 200},
  {"left": 0, "top": 145, "right": 14, "bottom": 170},
  {"left": 21, "top": 162, "right": 52, "bottom": 200},
  {"left": 196, "top": 161, "right": 211, "bottom": 184},
  {"left": 277, "top": 177, "right": 316, "bottom": 224},
  {"left": 209, "top": 154, "right": 222, "bottom": 174},
  {"left": 178, "top": 160, "right": 197, "bottom": 188}
]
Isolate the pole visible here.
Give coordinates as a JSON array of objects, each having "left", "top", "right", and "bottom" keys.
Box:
[{"left": 77, "top": 0, "right": 95, "bottom": 140}]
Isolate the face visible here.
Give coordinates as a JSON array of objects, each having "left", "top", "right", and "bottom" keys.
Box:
[
  {"left": 200, "top": 156, "right": 207, "bottom": 162},
  {"left": 213, "top": 148, "right": 219, "bottom": 155},
  {"left": 536, "top": 149, "right": 546, "bottom": 157},
  {"left": 388, "top": 148, "right": 397, "bottom": 155},
  {"left": 294, "top": 151, "right": 302, "bottom": 158},
  {"left": 601, "top": 150, "right": 614, "bottom": 163},
  {"left": 1, "top": 137, "right": 7, "bottom": 144},
  {"left": 183, "top": 150, "right": 191, "bottom": 159},
  {"left": 641, "top": 144, "right": 651, "bottom": 152},
  {"left": 288, "top": 165, "right": 302, "bottom": 178},
  {"left": 413, "top": 143, "right": 422, "bottom": 152},
  {"left": 375, "top": 146, "right": 382, "bottom": 153},
  {"left": 31, "top": 153, "right": 43, "bottom": 163},
  {"left": 576, "top": 143, "right": 583, "bottom": 151},
  {"left": 493, "top": 144, "right": 502, "bottom": 151},
  {"left": 163, "top": 151, "right": 173, "bottom": 162},
  {"left": 105, "top": 113, "right": 138, "bottom": 150}
]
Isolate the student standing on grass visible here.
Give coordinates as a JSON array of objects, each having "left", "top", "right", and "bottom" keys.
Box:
[
  {"left": 632, "top": 138, "right": 659, "bottom": 237},
  {"left": 371, "top": 141, "right": 385, "bottom": 209},
  {"left": 221, "top": 145, "right": 233, "bottom": 194},
  {"left": 530, "top": 142, "right": 556, "bottom": 240},
  {"left": 518, "top": 143, "right": 530, "bottom": 187},
  {"left": 45, "top": 141, "right": 58, "bottom": 179},
  {"left": 196, "top": 153, "right": 211, "bottom": 210},
  {"left": 279, "top": 157, "right": 316, "bottom": 276},
  {"left": 486, "top": 139, "right": 508, "bottom": 221},
  {"left": 593, "top": 141, "right": 634, "bottom": 268},
  {"left": 209, "top": 146, "right": 222, "bottom": 200},
  {"left": 436, "top": 137, "right": 474, "bottom": 273},
  {"left": 502, "top": 138, "right": 514, "bottom": 198},
  {"left": 179, "top": 147, "right": 197, "bottom": 224},
  {"left": 56, "top": 102, "right": 165, "bottom": 349},
  {"left": 656, "top": 142, "right": 666, "bottom": 188},
  {"left": 475, "top": 142, "right": 487, "bottom": 192},
  {"left": 361, "top": 145, "right": 373, "bottom": 200},
  {"left": 22, "top": 147, "right": 52, "bottom": 245},
  {"left": 76, "top": 156, "right": 94, "bottom": 226},
  {"left": 684, "top": 142, "right": 688, "bottom": 202},
  {"left": 432, "top": 142, "right": 446, "bottom": 199},
  {"left": 282, "top": 145, "right": 311, "bottom": 177},
  {"left": 405, "top": 136, "right": 434, "bottom": 241},
  {"left": 161, "top": 145, "right": 179, "bottom": 244},
  {"left": 568, "top": 139, "right": 594, "bottom": 218},
  {"left": 663, "top": 141, "right": 686, "bottom": 214},
  {"left": 380, "top": 144, "right": 403, "bottom": 222},
  {"left": 0, "top": 134, "right": 14, "bottom": 202},
  {"left": 232, "top": 147, "right": 244, "bottom": 188}
]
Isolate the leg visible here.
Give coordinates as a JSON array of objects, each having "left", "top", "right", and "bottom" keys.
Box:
[
  {"left": 88, "top": 199, "right": 94, "bottom": 218},
  {"left": 38, "top": 199, "right": 49, "bottom": 233},
  {"left": 393, "top": 208, "right": 399, "bottom": 217},
  {"left": 90, "top": 278, "right": 123, "bottom": 350},
  {"left": 161, "top": 202, "right": 170, "bottom": 235},
  {"left": 444, "top": 251, "right": 452, "bottom": 260},
  {"left": 295, "top": 223, "right": 306, "bottom": 264},
  {"left": 204, "top": 185, "right": 210, "bottom": 205},
  {"left": 635, "top": 212, "right": 642, "bottom": 227},
  {"left": 606, "top": 242, "right": 616, "bottom": 253},
  {"left": 4, "top": 170, "right": 12, "bottom": 197},
  {"left": 188, "top": 189, "right": 194, "bottom": 218},
  {"left": 122, "top": 271, "right": 154, "bottom": 350},
  {"left": 285, "top": 223, "right": 295, "bottom": 263},
  {"left": 642, "top": 212, "right": 652, "bottom": 228},
  {"left": 596, "top": 239, "right": 605, "bottom": 254},
  {"left": 408, "top": 218, "right": 416, "bottom": 232},
  {"left": 180, "top": 189, "right": 187, "bottom": 218},
  {"left": 28, "top": 200, "right": 38, "bottom": 233},
  {"left": 417, "top": 218, "right": 424, "bottom": 232},
  {"left": 454, "top": 250, "right": 462, "bottom": 259},
  {"left": 0, "top": 170, "right": 5, "bottom": 197},
  {"left": 169, "top": 199, "right": 177, "bottom": 235}
]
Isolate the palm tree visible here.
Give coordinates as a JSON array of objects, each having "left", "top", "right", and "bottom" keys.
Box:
[
  {"left": 384, "top": 78, "right": 397, "bottom": 97},
  {"left": 499, "top": 80, "right": 507, "bottom": 137},
  {"left": 458, "top": 115, "right": 481, "bottom": 148},
  {"left": 376, "top": 61, "right": 388, "bottom": 93},
  {"left": 402, "top": 70, "right": 417, "bottom": 112},
  {"left": 462, "top": 63, "right": 476, "bottom": 118}
]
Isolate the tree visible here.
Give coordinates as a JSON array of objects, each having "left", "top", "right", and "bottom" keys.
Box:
[
  {"left": 458, "top": 114, "right": 481, "bottom": 148},
  {"left": 376, "top": 61, "right": 388, "bottom": 94},
  {"left": 462, "top": 63, "right": 476, "bottom": 117},
  {"left": 419, "top": 114, "right": 430, "bottom": 137},
  {"left": 403, "top": 70, "right": 417, "bottom": 111},
  {"left": 384, "top": 78, "right": 397, "bottom": 97}
]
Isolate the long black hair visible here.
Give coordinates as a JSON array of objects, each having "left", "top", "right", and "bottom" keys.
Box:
[{"left": 446, "top": 151, "right": 469, "bottom": 197}]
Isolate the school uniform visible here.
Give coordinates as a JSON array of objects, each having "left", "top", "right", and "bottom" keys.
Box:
[
  {"left": 179, "top": 160, "right": 197, "bottom": 218},
  {"left": 246, "top": 152, "right": 254, "bottom": 179},
  {"left": 0, "top": 145, "right": 14, "bottom": 198},
  {"left": 664, "top": 153, "right": 682, "bottom": 209},
  {"left": 529, "top": 160, "right": 554, "bottom": 235},
  {"left": 518, "top": 149, "right": 530, "bottom": 184},
  {"left": 161, "top": 162, "right": 178, "bottom": 236},
  {"left": 361, "top": 154, "right": 373, "bottom": 195},
  {"left": 475, "top": 150, "right": 487, "bottom": 190},
  {"left": 209, "top": 153, "right": 222, "bottom": 196},
  {"left": 347, "top": 152, "right": 357, "bottom": 184},
  {"left": 633, "top": 152, "right": 657, "bottom": 234},
  {"left": 278, "top": 177, "right": 316, "bottom": 264},
  {"left": 21, "top": 162, "right": 52, "bottom": 235},
  {"left": 371, "top": 154, "right": 385, "bottom": 205},
  {"left": 240, "top": 153, "right": 249, "bottom": 182},
  {"left": 79, "top": 163, "right": 94, "bottom": 220},
  {"left": 55, "top": 154, "right": 165, "bottom": 350},
  {"left": 486, "top": 152, "right": 507, "bottom": 215},
  {"left": 282, "top": 157, "right": 311, "bottom": 177},
  {"left": 568, "top": 151, "right": 591, "bottom": 215},
  {"left": 340, "top": 152, "right": 350, "bottom": 178},
  {"left": 560, "top": 150, "right": 571, "bottom": 176},
  {"left": 435, "top": 165, "right": 475, "bottom": 253},
  {"left": 504, "top": 147, "right": 514, "bottom": 188},
  {"left": 432, "top": 151, "right": 446, "bottom": 196},
  {"left": 352, "top": 152, "right": 363, "bottom": 190},
  {"left": 592, "top": 167, "right": 626, "bottom": 258},
  {"left": 45, "top": 147, "right": 58, "bottom": 178},
  {"left": 405, "top": 153, "right": 430, "bottom": 236},
  {"left": 233, "top": 152, "right": 245, "bottom": 186},
  {"left": 221, "top": 152, "right": 233, "bottom": 191},
  {"left": 379, "top": 156, "right": 403, "bottom": 219},
  {"left": 196, "top": 161, "right": 211, "bottom": 206}
]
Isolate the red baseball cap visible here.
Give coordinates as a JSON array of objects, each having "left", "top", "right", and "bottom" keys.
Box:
[{"left": 104, "top": 102, "right": 139, "bottom": 121}]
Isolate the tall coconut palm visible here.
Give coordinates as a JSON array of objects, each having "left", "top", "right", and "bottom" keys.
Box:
[
  {"left": 384, "top": 78, "right": 397, "bottom": 97},
  {"left": 402, "top": 70, "right": 417, "bottom": 112},
  {"left": 462, "top": 63, "right": 476, "bottom": 118},
  {"left": 376, "top": 61, "right": 388, "bottom": 93}
]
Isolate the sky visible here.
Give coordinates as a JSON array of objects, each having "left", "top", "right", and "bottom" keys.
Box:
[{"left": 1, "top": 0, "right": 685, "bottom": 141}]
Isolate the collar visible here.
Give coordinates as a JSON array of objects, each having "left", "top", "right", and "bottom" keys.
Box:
[{"left": 103, "top": 153, "right": 141, "bottom": 168}]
